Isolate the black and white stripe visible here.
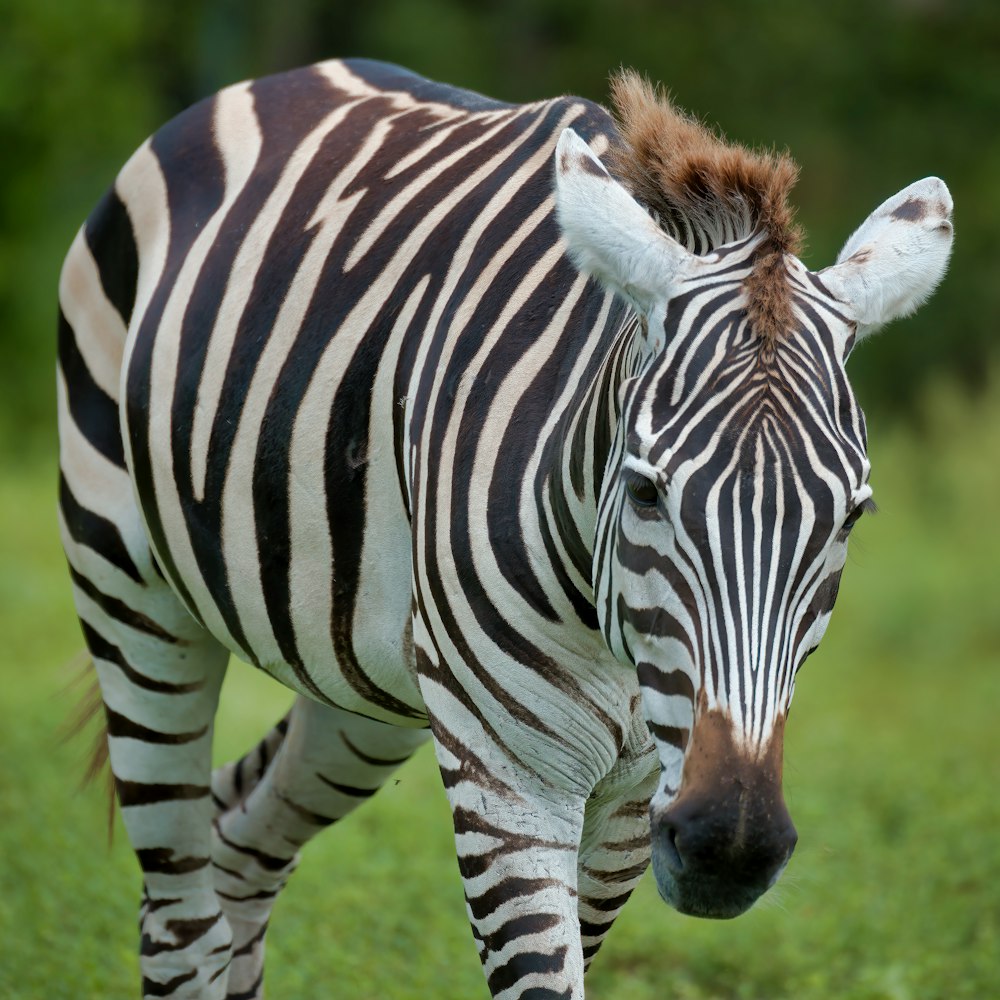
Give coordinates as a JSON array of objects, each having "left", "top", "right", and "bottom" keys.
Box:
[{"left": 57, "top": 59, "right": 952, "bottom": 997}]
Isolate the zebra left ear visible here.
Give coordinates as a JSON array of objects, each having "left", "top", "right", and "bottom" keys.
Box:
[
  {"left": 821, "top": 177, "right": 953, "bottom": 344},
  {"left": 554, "top": 128, "right": 695, "bottom": 313}
]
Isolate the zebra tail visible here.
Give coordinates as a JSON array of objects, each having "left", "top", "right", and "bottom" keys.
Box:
[{"left": 59, "top": 653, "right": 116, "bottom": 844}]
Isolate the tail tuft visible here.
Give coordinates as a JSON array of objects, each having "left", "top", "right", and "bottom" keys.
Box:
[{"left": 61, "top": 654, "right": 116, "bottom": 843}]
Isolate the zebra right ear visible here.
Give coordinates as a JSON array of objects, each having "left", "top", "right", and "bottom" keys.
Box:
[{"left": 554, "top": 128, "right": 696, "bottom": 313}]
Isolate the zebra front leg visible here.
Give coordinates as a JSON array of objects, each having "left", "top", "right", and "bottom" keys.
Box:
[
  {"left": 577, "top": 754, "right": 658, "bottom": 971},
  {"left": 211, "top": 697, "right": 430, "bottom": 998},
  {"left": 427, "top": 717, "right": 589, "bottom": 999}
]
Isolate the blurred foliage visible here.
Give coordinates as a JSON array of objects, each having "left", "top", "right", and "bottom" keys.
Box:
[{"left": 2, "top": 0, "right": 998, "bottom": 456}]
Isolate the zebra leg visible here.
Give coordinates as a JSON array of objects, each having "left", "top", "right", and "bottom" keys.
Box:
[
  {"left": 422, "top": 665, "right": 657, "bottom": 998},
  {"left": 61, "top": 492, "right": 233, "bottom": 997},
  {"left": 424, "top": 718, "right": 588, "bottom": 998},
  {"left": 211, "top": 697, "right": 430, "bottom": 999},
  {"left": 211, "top": 713, "right": 291, "bottom": 816},
  {"left": 577, "top": 760, "right": 658, "bottom": 971}
]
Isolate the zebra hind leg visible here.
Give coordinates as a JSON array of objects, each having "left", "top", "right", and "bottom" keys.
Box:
[
  {"left": 211, "top": 712, "right": 291, "bottom": 816},
  {"left": 61, "top": 477, "right": 233, "bottom": 998},
  {"left": 211, "top": 697, "right": 431, "bottom": 999},
  {"left": 59, "top": 180, "right": 238, "bottom": 995}
]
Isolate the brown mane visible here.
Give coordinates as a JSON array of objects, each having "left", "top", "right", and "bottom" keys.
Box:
[{"left": 606, "top": 71, "right": 803, "bottom": 344}]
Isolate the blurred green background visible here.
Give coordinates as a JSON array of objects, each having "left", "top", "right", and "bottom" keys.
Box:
[{"left": 1, "top": 1, "right": 998, "bottom": 997}]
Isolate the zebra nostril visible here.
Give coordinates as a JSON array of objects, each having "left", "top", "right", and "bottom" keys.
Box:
[{"left": 659, "top": 821, "right": 684, "bottom": 873}]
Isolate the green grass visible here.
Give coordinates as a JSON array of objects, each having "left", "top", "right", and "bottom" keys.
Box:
[{"left": 1, "top": 376, "right": 998, "bottom": 998}]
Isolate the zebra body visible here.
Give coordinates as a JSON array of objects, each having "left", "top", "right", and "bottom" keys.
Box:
[
  {"left": 119, "top": 60, "right": 626, "bottom": 732},
  {"left": 57, "top": 59, "right": 952, "bottom": 998}
]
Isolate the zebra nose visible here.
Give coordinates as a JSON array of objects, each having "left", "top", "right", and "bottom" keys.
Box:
[
  {"left": 649, "top": 707, "right": 798, "bottom": 917},
  {"left": 655, "top": 790, "right": 798, "bottom": 886}
]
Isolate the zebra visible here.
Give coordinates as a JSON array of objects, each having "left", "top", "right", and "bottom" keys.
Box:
[{"left": 57, "top": 59, "right": 952, "bottom": 999}]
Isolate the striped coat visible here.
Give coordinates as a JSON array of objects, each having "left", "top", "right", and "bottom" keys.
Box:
[{"left": 57, "top": 59, "right": 952, "bottom": 998}]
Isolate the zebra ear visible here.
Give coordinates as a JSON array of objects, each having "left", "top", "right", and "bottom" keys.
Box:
[
  {"left": 554, "top": 128, "right": 695, "bottom": 313},
  {"left": 821, "top": 177, "right": 953, "bottom": 344}
]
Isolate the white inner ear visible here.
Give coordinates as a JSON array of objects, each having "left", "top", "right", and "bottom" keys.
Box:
[
  {"left": 553, "top": 128, "right": 696, "bottom": 314},
  {"left": 822, "top": 176, "right": 953, "bottom": 341}
]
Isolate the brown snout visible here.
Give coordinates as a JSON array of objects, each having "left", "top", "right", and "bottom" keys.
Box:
[{"left": 650, "top": 709, "right": 796, "bottom": 919}]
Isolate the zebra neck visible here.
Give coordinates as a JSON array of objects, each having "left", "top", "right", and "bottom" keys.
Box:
[{"left": 541, "top": 311, "right": 643, "bottom": 616}]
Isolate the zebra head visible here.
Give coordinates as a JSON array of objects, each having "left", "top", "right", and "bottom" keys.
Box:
[{"left": 554, "top": 125, "right": 952, "bottom": 918}]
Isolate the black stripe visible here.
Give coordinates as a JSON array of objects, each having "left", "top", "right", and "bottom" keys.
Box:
[
  {"left": 216, "top": 888, "right": 278, "bottom": 905},
  {"left": 104, "top": 705, "right": 207, "bottom": 745},
  {"left": 141, "top": 895, "right": 183, "bottom": 913},
  {"left": 57, "top": 309, "right": 125, "bottom": 467},
  {"left": 231, "top": 756, "right": 246, "bottom": 798},
  {"left": 487, "top": 945, "right": 568, "bottom": 995},
  {"left": 314, "top": 774, "right": 378, "bottom": 798},
  {"left": 213, "top": 827, "right": 293, "bottom": 872},
  {"left": 578, "top": 916, "right": 616, "bottom": 938},
  {"left": 582, "top": 890, "right": 633, "bottom": 912},
  {"left": 404, "top": 101, "right": 622, "bottom": 748},
  {"left": 80, "top": 621, "right": 202, "bottom": 695},
  {"left": 226, "top": 971, "right": 265, "bottom": 1000},
  {"left": 68, "top": 565, "right": 177, "bottom": 642},
  {"left": 647, "top": 285, "right": 744, "bottom": 456},
  {"left": 59, "top": 472, "right": 143, "bottom": 583},
  {"left": 232, "top": 922, "right": 270, "bottom": 957},
  {"left": 621, "top": 596, "right": 694, "bottom": 652},
  {"left": 168, "top": 67, "right": 343, "bottom": 666},
  {"left": 345, "top": 59, "right": 516, "bottom": 113},
  {"left": 339, "top": 731, "right": 412, "bottom": 768},
  {"left": 142, "top": 971, "right": 198, "bottom": 996},
  {"left": 647, "top": 722, "right": 690, "bottom": 750},
  {"left": 635, "top": 663, "right": 695, "bottom": 701},
  {"left": 430, "top": 712, "right": 520, "bottom": 801},
  {"left": 116, "top": 778, "right": 209, "bottom": 807},
  {"left": 247, "top": 95, "right": 419, "bottom": 710},
  {"left": 276, "top": 791, "right": 338, "bottom": 827},
  {"left": 83, "top": 186, "right": 138, "bottom": 326},
  {"left": 465, "top": 876, "right": 559, "bottom": 923},
  {"left": 136, "top": 849, "right": 209, "bottom": 876},
  {"left": 125, "top": 93, "right": 227, "bottom": 624},
  {"left": 141, "top": 913, "right": 222, "bottom": 957},
  {"left": 477, "top": 912, "right": 561, "bottom": 957}
]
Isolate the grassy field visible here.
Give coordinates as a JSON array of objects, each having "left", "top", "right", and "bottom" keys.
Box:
[{"left": 1, "top": 378, "right": 998, "bottom": 999}]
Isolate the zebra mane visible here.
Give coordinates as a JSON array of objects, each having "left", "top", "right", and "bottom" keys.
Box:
[{"left": 606, "top": 71, "right": 804, "bottom": 345}]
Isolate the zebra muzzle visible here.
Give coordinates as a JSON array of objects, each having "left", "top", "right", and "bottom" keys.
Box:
[{"left": 649, "top": 709, "right": 796, "bottom": 919}]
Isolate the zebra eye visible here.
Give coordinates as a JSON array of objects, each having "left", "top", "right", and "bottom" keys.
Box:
[
  {"left": 842, "top": 508, "right": 863, "bottom": 533},
  {"left": 842, "top": 497, "right": 877, "bottom": 535},
  {"left": 625, "top": 473, "right": 659, "bottom": 508}
]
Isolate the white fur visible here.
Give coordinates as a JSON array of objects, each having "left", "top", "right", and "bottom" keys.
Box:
[
  {"left": 553, "top": 128, "right": 696, "bottom": 313},
  {"left": 822, "top": 176, "right": 953, "bottom": 340}
]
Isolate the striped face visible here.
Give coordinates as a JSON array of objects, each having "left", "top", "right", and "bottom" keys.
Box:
[
  {"left": 596, "top": 245, "right": 871, "bottom": 798},
  {"left": 591, "top": 246, "right": 871, "bottom": 917},
  {"left": 555, "top": 127, "right": 952, "bottom": 917}
]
